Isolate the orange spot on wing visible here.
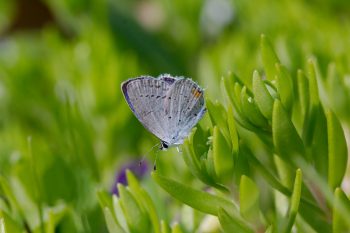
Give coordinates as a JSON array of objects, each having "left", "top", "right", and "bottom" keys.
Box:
[{"left": 191, "top": 88, "right": 202, "bottom": 98}]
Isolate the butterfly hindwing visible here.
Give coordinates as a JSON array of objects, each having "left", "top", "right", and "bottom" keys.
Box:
[{"left": 164, "top": 78, "right": 206, "bottom": 145}]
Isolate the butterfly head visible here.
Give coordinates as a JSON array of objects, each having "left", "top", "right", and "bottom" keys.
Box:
[{"left": 160, "top": 141, "right": 169, "bottom": 150}]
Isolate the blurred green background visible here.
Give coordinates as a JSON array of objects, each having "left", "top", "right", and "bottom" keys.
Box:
[{"left": 1, "top": 0, "right": 350, "bottom": 232}]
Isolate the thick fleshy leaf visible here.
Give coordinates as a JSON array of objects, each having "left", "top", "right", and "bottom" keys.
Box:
[
  {"left": 112, "top": 196, "right": 129, "bottom": 233},
  {"left": 0, "top": 177, "right": 24, "bottom": 219},
  {"left": 102, "top": 207, "right": 127, "bottom": 233},
  {"left": 171, "top": 223, "right": 183, "bottom": 233},
  {"left": 282, "top": 169, "right": 302, "bottom": 233},
  {"left": 245, "top": 148, "right": 326, "bottom": 230},
  {"left": 218, "top": 208, "right": 254, "bottom": 233},
  {"left": 310, "top": 107, "right": 328, "bottom": 178},
  {"left": 253, "top": 70, "right": 274, "bottom": 120},
  {"left": 222, "top": 72, "right": 245, "bottom": 109},
  {"left": 126, "top": 171, "right": 160, "bottom": 233},
  {"left": 118, "top": 184, "right": 150, "bottom": 233},
  {"left": 326, "top": 110, "right": 348, "bottom": 189},
  {"left": 275, "top": 64, "right": 294, "bottom": 114},
  {"left": 240, "top": 86, "right": 268, "bottom": 128},
  {"left": 0, "top": 211, "right": 22, "bottom": 233},
  {"left": 223, "top": 75, "right": 259, "bottom": 131},
  {"left": 297, "top": 70, "right": 309, "bottom": 118},
  {"left": 265, "top": 225, "right": 274, "bottom": 233},
  {"left": 302, "top": 61, "right": 320, "bottom": 146},
  {"left": 260, "top": 34, "right": 279, "bottom": 81},
  {"left": 213, "top": 126, "right": 234, "bottom": 183},
  {"left": 227, "top": 105, "right": 239, "bottom": 155},
  {"left": 97, "top": 190, "right": 114, "bottom": 212},
  {"left": 43, "top": 204, "right": 68, "bottom": 233},
  {"left": 161, "top": 220, "right": 171, "bottom": 233},
  {"left": 182, "top": 128, "right": 228, "bottom": 191},
  {"left": 239, "top": 175, "right": 260, "bottom": 222},
  {"left": 327, "top": 63, "right": 350, "bottom": 118},
  {"left": 192, "top": 125, "right": 210, "bottom": 160},
  {"left": 234, "top": 82, "right": 243, "bottom": 113},
  {"left": 272, "top": 100, "right": 305, "bottom": 160},
  {"left": 182, "top": 128, "right": 206, "bottom": 179},
  {"left": 207, "top": 99, "right": 230, "bottom": 144},
  {"left": 274, "top": 155, "right": 294, "bottom": 189},
  {"left": 333, "top": 188, "right": 350, "bottom": 232},
  {"left": 152, "top": 172, "right": 236, "bottom": 216},
  {"left": 307, "top": 60, "right": 320, "bottom": 107}
]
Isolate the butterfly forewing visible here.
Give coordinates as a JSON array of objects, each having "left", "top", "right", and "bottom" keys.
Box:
[{"left": 122, "top": 75, "right": 177, "bottom": 142}]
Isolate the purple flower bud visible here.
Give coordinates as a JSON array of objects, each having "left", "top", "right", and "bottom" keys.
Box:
[{"left": 111, "top": 160, "right": 149, "bottom": 196}]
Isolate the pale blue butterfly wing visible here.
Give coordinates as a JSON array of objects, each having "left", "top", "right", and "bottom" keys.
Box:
[
  {"left": 164, "top": 78, "right": 206, "bottom": 145},
  {"left": 122, "top": 74, "right": 206, "bottom": 147},
  {"left": 122, "top": 75, "right": 176, "bottom": 143}
]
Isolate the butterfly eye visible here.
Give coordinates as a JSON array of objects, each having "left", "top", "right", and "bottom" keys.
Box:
[{"left": 161, "top": 141, "right": 169, "bottom": 149}]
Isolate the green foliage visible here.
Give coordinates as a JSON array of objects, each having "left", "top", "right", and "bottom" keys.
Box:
[
  {"left": 98, "top": 35, "right": 350, "bottom": 233},
  {"left": 1, "top": 1, "right": 350, "bottom": 233}
]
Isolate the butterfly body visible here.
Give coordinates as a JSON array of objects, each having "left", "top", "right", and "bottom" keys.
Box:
[{"left": 121, "top": 74, "right": 206, "bottom": 149}]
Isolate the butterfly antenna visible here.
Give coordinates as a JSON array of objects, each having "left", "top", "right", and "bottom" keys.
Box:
[{"left": 139, "top": 142, "right": 161, "bottom": 167}]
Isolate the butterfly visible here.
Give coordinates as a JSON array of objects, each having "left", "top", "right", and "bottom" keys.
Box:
[{"left": 121, "top": 74, "right": 206, "bottom": 150}]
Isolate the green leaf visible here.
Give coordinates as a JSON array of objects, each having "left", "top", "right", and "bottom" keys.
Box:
[
  {"left": 126, "top": 170, "right": 160, "bottom": 233},
  {"left": 234, "top": 82, "right": 244, "bottom": 113},
  {"left": 97, "top": 190, "right": 114, "bottom": 211},
  {"left": 98, "top": 190, "right": 128, "bottom": 233},
  {"left": 118, "top": 184, "right": 150, "bottom": 233},
  {"left": 245, "top": 148, "right": 326, "bottom": 229},
  {"left": 222, "top": 72, "right": 245, "bottom": 109},
  {"left": 275, "top": 64, "right": 294, "bottom": 114},
  {"left": 205, "top": 148, "right": 216, "bottom": 179},
  {"left": 227, "top": 105, "right": 239, "bottom": 155},
  {"left": 310, "top": 107, "right": 328, "bottom": 179},
  {"left": 260, "top": 34, "right": 279, "bottom": 81},
  {"left": 182, "top": 128, "right": 228, "bottom": 191},
  {"left": 272, "top": 100, "right": 305, "bottom": 160},
  {"left": 126, "top": 171, "right": 160, "bottom": 233},
  {"left": 44, "top": 204, "right": 68, "bottom": 233},
  {"left": 206, "top": 99, "right": 230, "bottom": 144},
  {"left": 265, "top": 225, "right": 274, "bottom": 233},
  {"left": 161, "top": 220, "right": 171, "bottom": 233},
  {"left": 0, "top": 211, "right": 23, "bottom": 233},
  {"left": 0, "top": 177, "right": 24, "bottom": 220},
  {"left": 182, "top": 128, "right": 205, "bottom": 178},
  {"left": 302, "top": 61, "right": 320, "bottom": 146},
  {"left": 274, "top": 155, "right": 294, "bottom": 189},
  {"left": 102, "top": 207, "right": 127, "bottom": 233},
  {"left": 171, "top": 223, "right": 183, "bottom": 233},
  {"left": 213, "top": 126, "right": 234, "bottom": 183},
  {"left": 333, "top": 188, "right": 350, "bottom": 233},
  {"left": 223, "top": 75, "right": 259, "bottom": 131},
  {"left": 239, "top": 175, "right": 260, "bottom": 222},
  {"left": 218, "top": 208, "right": 254, "bottom": 233},
  {"left": 240, "top": 86, "right": 268, "bottom": 128},
  {"left": 307, "top": 60, "right": 320, "bottom": 107},
  {"left": 327, "top": 63, "right": 350, "bottom": 118},
  {"left": 152, "top": 172, "right": 237, "bottom": 216},
  {"left": 112, "top": 196, "right": 129, "bottom": 233},
  {"left": 297, "top": 70, "right": 309, "bottom": 118},
  {"left": 282, "top": 169, "right": 302, "bottom": 233},
  {"left": 326, "top": 110, "right": 348, "bottom": 189},
  {"left": 253, "top": 70, "right": 274, "bottom": 120},
  {"left": 192, "top": 125, "right": 210, "bottom": 160}
]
